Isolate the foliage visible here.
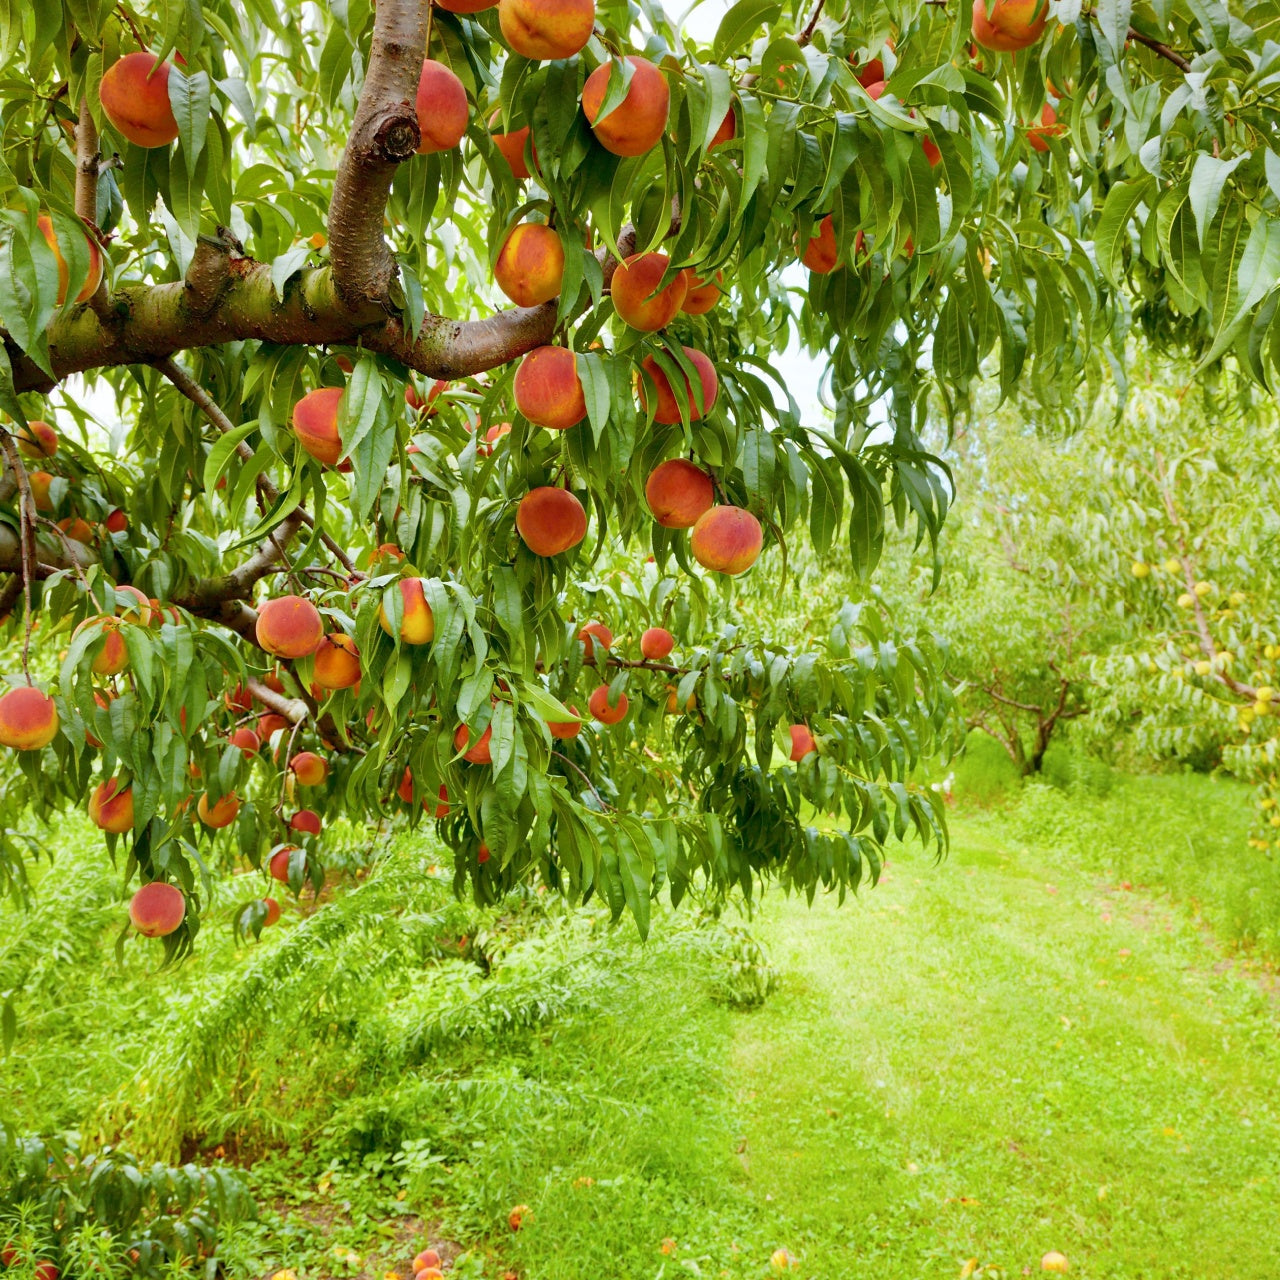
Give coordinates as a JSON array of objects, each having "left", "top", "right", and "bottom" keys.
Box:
[{"left": 0, "top": 1123, "right": 254, "bottom": 1280}]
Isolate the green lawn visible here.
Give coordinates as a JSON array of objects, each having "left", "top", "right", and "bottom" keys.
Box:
[{"left": 496, "top": 814, "right": 1280, "bottom": 1280}]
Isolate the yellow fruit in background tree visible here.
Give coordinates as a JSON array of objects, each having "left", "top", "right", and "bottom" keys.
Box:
[
  {"left": 1254, "top": 700, "right": 1270, "bottom": 717},
  {"left": 1240, "top": 706, "right": 1256, "bottom": 723},
  {"left": 1177, "top": 593, "right": 1194, "bottom": 609},
  {"left": 1041, "top": 1253, "right": 1070, "bottom": 1273},
  {"left": 1164, "top": 558, "right": 1181, "bottom": 573},
  {"left": 1131, "top": 561, "right": 1149, "bottom": 578},
  {"left": 1258, "top": 686, "right": 1274, "bottom": 702},
  {"left": 1229, "top": 591, "right": 1246, "bottom": 606},
  {"left": 1194, "top": 661, "right": 1211, "bottom": 676},
  {"left": 1194, "top": 580, "right": 1211, "bottom": 596}
]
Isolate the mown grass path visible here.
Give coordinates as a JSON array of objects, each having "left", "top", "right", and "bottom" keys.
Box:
[{"left": 728, "top": 816, "right": 1280, "bottom": 1278}]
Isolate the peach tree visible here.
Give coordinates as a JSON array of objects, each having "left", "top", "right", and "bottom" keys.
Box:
[{"left": 0, "top": 0, "right": 1278, "bottom": 955}]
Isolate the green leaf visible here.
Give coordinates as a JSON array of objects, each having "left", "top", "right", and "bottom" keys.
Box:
[
  {"left": 712, "top": 0, "right": 781, "bottom": 61},
  {"left": 167, "top": 66, "right": 211, "bottom": 163}
]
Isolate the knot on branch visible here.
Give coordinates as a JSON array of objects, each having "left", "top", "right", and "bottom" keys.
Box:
[
  {"left": 184, "top": 232, "right": 242, "bottom": 318},
  {"left": 370, "top": 105, "right": 421, "bottom": 163}
]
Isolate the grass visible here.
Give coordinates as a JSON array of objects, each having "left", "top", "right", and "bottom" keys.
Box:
[{"left": 4, "top": 771, "right": 1280, "bottom": 1279}]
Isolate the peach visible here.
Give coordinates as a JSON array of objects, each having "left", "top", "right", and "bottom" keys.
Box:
[
  {"left": 228, "top": 727, "right": 261, "bottom": 756},
  {"left": 397, "top": 766, "right": 417, "bottom": 804},
  {"left": 198, "top": 790, "right": 240, "bottom": 827},
  {"left": 416, "top": 60, "right": 469, "bottom": 154},
  {"left": 28, "top": 471, "right": 55, "bottom": 511},
  {"left": 479, "top": 422, "right": 511, "bottom": 455},
  {"left": 289, "top": 751, "right": 328, "bottom": 786},
  {"left": 611, "top": 253, "right": 687, "bottom": 331},
  {"left": 263, "top": 897, "right": 282, "bottom": 926},
  {"left": 258, "top": 712, "right": 290, "bottom": 738},
  {"left": 89, "top": 778, "right": 134, "bottom": 832},
  {"left": 854, "top": 56, "right": 885, "bottom": 88},
  {"left": 256, "top": 595, "right": 324, "bottom": 658},
  {"left": 514, "top": 346, "right": 587, "bottom": 429},
  {"left": 455, "top": 722, "right": 493, "bottom": 764},
  {"left": 37, "top": 214, "right": 103, "bottom": 306},
  {"left": 292, "top": 386, "right": 345, "bottom": 467},
  {"left": 477, "top": 843, "right": 491, "bottom": 864},
  {"left": 405, "top": 379, "right": 448, "bottom": 414},
  {"left": 682, "top": 270, "right": 722, "bottom": 314},
  {"left": 578, "top": 621, "right": 613, "bottom": 651},
  {"left": 379, "top": 578, "right": 436, "bottom": 644},
  {"left": 691, "top": 506, "right": 763, "bottom": 575},
  {"left": 33, "top": 1262, "right": 57, "bottom": 1280},
  {"left": 495, "top": 223, "right": 565, "bottom": 308},
  {"left": 640, "top": 627, "right": 674, "bottom": 660},
  {"left": 129, "top": 882, "right": 185, "bottom": 937},
  {"left": 99, "top": 53, "right": 180, "bottom": 147},
  {"left": 801, "top": 215, "right": 838, "bottom": 273},
  {"left": 640, "top": 348, "right": 718, "bottom": 424},
  {"left": 516, "top": 487, "right": 587, "bottom": 556},
  {"left": 314, "top": 632, "right": 362, "bottom": 688},
  {"left": 370, "top": 542, "right": 407, "bottom": 566},
  {"left": 972, "top": 0, "right": 1046, "bottom": 50},
  {"left": 588, "top": 684, "right": 628, "bottom": 724},
  {"left": 789, "top": 724, "right": 816, "bottom": 760},
  {"left": 269, "top": 845, "right": 303, "bottom": 882},
  {"left": 57, "top": 516, "right": 94, "bottom": 543},
  {"left": 710, "top": 107, "right": 735, "bottom": 149},
  {"left": 414, "top": 1251, "right": 442, "bottom": 1273},
  {"left": 549, "top": 705, "right": 582, "bottom": 739},
  {"left": 433, "top": 785, "right": 450, "bottom": 817},
  {"left": 645, "top": 459, "right": 714, "bottom": 529},
  {"left": 582, "top": 56, "right": 669, "bottom": 157},
  {"left": 509, "top": 1205, "right": 532, "bottom": 1231},
  {"left": 75, "top": 617, "right": 128, "bottom": 676},
  {"left": 1027, "top": 102, "right": 1065, "bottom": 151},
  {"left": 499, "top": 0, "right": 595, "bottom": 61},
  {"left": 290, "top": 808, "right": 322, "bottom": 835},
  {"left": 490, "top": 112, "right": 534, "bottom": 179},
  {"left": 17, "top": 420, "right": 57, "bottom": 457},
  {"left": 225, "top": 682, "right": 253, "bottom": 713},
  {"left": 115, "top": 584, "right": 153, "bottom": 625},
  {"left": 0, "top": 685, "right": 59, "bottom": 750},
  {"left": 922, "top": 133, "right": 941, "bottom": 166}
]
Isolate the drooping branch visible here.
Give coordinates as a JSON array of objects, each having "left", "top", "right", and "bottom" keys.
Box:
[{"left": 326, "top": 0, "right": 429, "bottom": 313}]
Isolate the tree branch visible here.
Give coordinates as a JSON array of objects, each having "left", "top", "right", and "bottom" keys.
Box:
[
  {"left": 74, "top": 97, "right": 113, "bottom": 322},
  {"left": 247, "top": 676, "right": 309, "bottom": 725},
  {"left": 327, "top": 0, "right": 428, "bottom": 312}
]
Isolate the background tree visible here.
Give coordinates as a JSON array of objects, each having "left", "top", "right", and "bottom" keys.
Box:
[{"left": 1, "top": 0, "right": 1279, "bottom": 958}]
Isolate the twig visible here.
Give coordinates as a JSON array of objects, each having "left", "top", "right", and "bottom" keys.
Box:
[
  {"left": 1125, "top": 25, "right": 1192, "bottom": 73},
  {"left": 552, "top": 750, "right": 614, "bottom": 812},
  {"left": 798, "top": 0, "right": 827, "bottom": 45}
]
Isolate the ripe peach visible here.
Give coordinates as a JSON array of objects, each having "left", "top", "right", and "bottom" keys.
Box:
[
  {"left": 268, "top": 845, "right": 303, "bottom": 882},
  {"left": 801, "top": 215, "right": 838, "bottom": 273},
  {"left": 289, "top": 751, "right": 328, "bottom": 786},
  {"left": 640, "top": 348, "right": 718, "bottom": 424},
  {"left": 611, "top": 253, "right": 687, "bottom": 331},
  {"left": 37, "top": 214, "right": 103, "bottom": 306},
  {"left": 290, "top": 809, "right": 322, "bottom": 836},
  {"left": 104, "top": 508, "right": 128, "bottom": 533},
  {"left": 455, "top": 722, "right": 494, "bottom": 764},
  {"left": 99, "top": 52, "right": 180, "bottom": 147},
  {"left": 516, "top": 487, "right": 587, "bottom": 556},
  {"left": 710, "top": 107, "right": 735, "bottom": 148},
  {"left": 28, "top": 471, "right": 55, "bottom": 511},
  {"left": 263, "top": 897, "right": 282, "bottom": 926},
  {"left": 478, "top": 422, "right": 511, "bottom": 455},
  {"left": 379, "top": 578, "right": 436, "bottom": 645},
  {"left": 414, "top": 1251, "right": 442, "bottom": 1273},
  {"left": 314, "top": 632, "right": 362, "bottom": 688},
  {"left": 129, "top": 882, "right": 185, "bottom": 937},
  {"left": 498, "top": 0, "right": 595, "bottom": 61},
  {"left": 115, "top": 584, "right": 153, "bottom": 626},
  {"left": 228, "top": 727, "right": 261, "bottom": 756},
  {"left": 640, "top": 627, "right": 674, "bottom": 660},
  {"left": 789, "top": 724, "right": 816, "bottom": 760},
  {"left": 922, "top": 132, "right": 941, "bottom": 166},
  {"left": 57, "top": 516, "right": 94, "bottom": 543},
  {"left": 292, "top": 386, "right": 345, "bottom": 467},
  {"left": 32, "top": 1261, "right": 57, "bottom": 1280},
  {"left": 0, "top": 685, "right": 59, "bottom": 750},
  {"left": 258, "top": 712, "right": 290, "bottom": 738},
  {"left": 682, "top": 270, "right": 723, "bottom": 314},
  {"left": 549, "top": 705, "right": 582, "bottom": 739},
  {"left": 225, "top": 682, "right": 253, "bottom": 713},
  {"left": 509, "top": 1204, "right": 532, "bottom": 1230},
  {"left": 256, "top": 595, "right": 324, "bottom": 658},
  {"left": 416, "top": 59, "right": 469, "bottom": 154},
  {"left": 16, "top": 420, "right": 57, "bottom": 457},
  {"left": 490, "top": 112, "right": 535, "bottom": 179},
  {"left": 198, "top": 790, "right": 240, "bottom": 828},
  {"left": 495, "top": 222, "right": 565, "bottom": 308},
  {"left": 645, "top": 459, "right": 714, "bottom": 529},
  {"left": 514, "top": 346, "right": 587, "bottom": 430},
  {"left": 397, "top": 766, "right": 417, "bottom": 804},
  {"left": 1027, "top": 102, "right": 1065, "bottom": 151},
  {"left": 588, "top": 684, "right": 628, "bottom": 724},
  {"left": 971, "top": 0, "right": 1046, "bottom": 50},
  {"left": 854, "top": 56, "right": 885, "bottom": 89},
  {"left": 405, "top": 379, "right": 447, "bottom": 414},
  {"left": 578, "top": 621, "right": 613, "bottom": 651},
  {"left": 89, "top": 778, "right": 134, "bottom": 832},
  {"left": 75, "top": 617, "right": 128, "bottom": 676},
  {"left": 370, "top": 542, "right": 407, "bottom": 567},
  {"left": 477, "top": 842, "right": 491, "bottom": 864},
  {"left": 582, "top": 56, "right": 669, "bottom": 157},
  {"left": 691, "top": 506, "right": 763, "bottom": 575}
]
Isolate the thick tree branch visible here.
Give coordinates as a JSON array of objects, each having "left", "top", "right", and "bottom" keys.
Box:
[
  {"left": 74, "top": 97, "right": 113, "bottom": 322},
  {"left": 173, "top": 511, "right": 305, "bottom": 612},
  {"left": 247, "top": 676, "right": 309, "bottom": 725},
  {"left": 327, "top": 0, "right": 428, "bottom": 312}
]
